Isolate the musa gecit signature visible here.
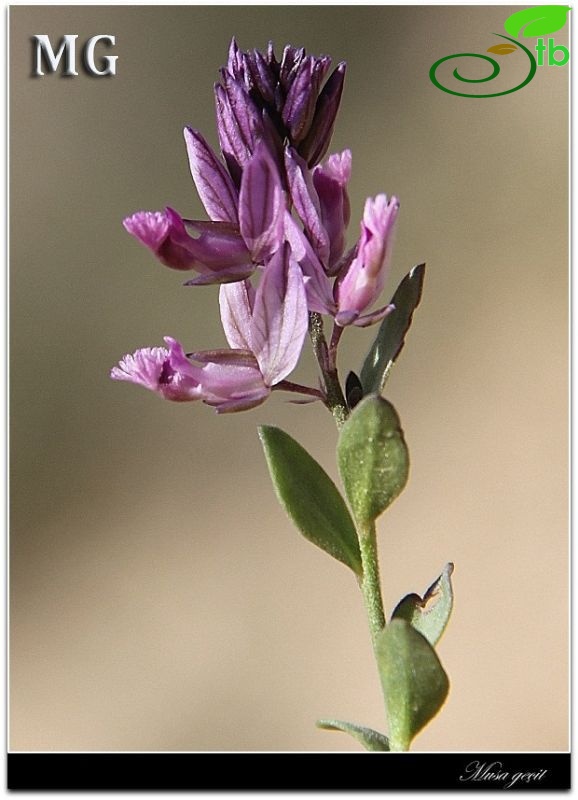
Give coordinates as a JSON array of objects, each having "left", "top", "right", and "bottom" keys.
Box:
[{"left": 459, "top": 761, "right": 548, "bottom": 789}]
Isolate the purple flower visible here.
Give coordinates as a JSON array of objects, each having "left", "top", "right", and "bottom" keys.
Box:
[
  {"left": 285, "top": 147, "right": 351, "bottom": 273},
  {"left": 283, "top": 211, "right": 336, "bottom": 316},
  {"left": 123, "top": 207, "right": 254, "bottom": 282},
  {"left": 111, "top": 244, "right": 309, "bottom": 412},
  {"left": 215, "top": 38, "right": 346, "bottom": 176},
  {"left": 110, "top": 340, "right": 202, "bottom": 403},
  {"left": 284, "top": 146, "right": 330, "bottom": 267},
  {"left": 283, "top": 189, "right": 399, "bottom": 328},
  {"left": 334, "top": 194, "right": 399, "bottom": 326},
  {"left": 123, "top": 40, "right": 350, "bottom": 290},
  {"left": 312, "top": 149, "right": 352, "bottom": 271},
  {"left": 124, "top": 142, "right": 286, "bottom": 285}
]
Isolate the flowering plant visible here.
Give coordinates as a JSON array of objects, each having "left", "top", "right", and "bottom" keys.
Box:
[{"left": 112, "top": 39, "right": 453, "bottom": 752}]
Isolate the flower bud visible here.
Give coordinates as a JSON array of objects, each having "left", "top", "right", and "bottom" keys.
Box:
[
  {"left": 312, "top": 149, "right": 352, "bottom": 269},
  {"left": 299, "top": 62, "right": 346, "bottom": 167},
  {"left": 335, "top": 194, "right": 399, "bottom": 323}
]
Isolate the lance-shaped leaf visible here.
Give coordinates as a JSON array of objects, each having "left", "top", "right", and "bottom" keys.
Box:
[
  {"left": 392, "top": 563, "right": 454, "bottom": 647},
  {"left": 504, "top": 5, "right": 570, "bottom": 38},
  {"left": 360, "top": 263, "right": 425, "bottom": 396},
  {"left": 337, "top": 395, "right": 409, "bottom": 524},
  {"left": 316, "top": 719, "right": 390, "bottom": 751},
  {"left": 377, "top": 619, "right": 449, "bottom": 752},
  {"left": 259, "top": 426, "right": 362, "bottom": 574}
]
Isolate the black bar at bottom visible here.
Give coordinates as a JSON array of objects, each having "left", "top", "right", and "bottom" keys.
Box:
[{"left": 7, "top": 752, "right": 571, "bottom": 791}]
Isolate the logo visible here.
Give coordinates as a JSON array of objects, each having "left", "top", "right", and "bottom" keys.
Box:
[
  {"left": 430, "top": 5, "right": 570, "bottom": 97},
  {"left": 32, "top": 34, "right": 118, "bottom": 77}
]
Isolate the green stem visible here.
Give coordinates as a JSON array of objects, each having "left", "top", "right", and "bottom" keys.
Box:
[
  {"left": 357, "top": 519, "right": 410, "bottom": 750},
  {"left": 308, "top": 312, "right": 348, "bottom": 428},
  {"left": 357, "top": 519, "right": 386, "bottom": 646}
]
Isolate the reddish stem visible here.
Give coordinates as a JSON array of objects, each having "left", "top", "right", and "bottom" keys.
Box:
[
  {"left": 274, "top": 380, "right": 326, "bottom": 400},
  {"left": 328, "top": 322, "right": 344, "bottom": 372}
]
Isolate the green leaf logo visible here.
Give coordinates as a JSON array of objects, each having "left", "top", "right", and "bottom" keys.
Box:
[{"left": 504, "top": 5, "right": 570, "bottom": 38}]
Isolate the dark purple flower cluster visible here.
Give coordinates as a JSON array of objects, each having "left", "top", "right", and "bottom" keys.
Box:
[
  {"left": 215, "top": 39, "right": 345, "bottom": 181},
  {"left": 113, "top": 39, "right": 399, "bottom": 412}
]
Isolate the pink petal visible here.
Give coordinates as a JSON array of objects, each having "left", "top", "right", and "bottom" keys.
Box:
[
  {"left": 219, "top": 280, "right": 256, "bottom": 350},
  {"left": 111, "top": 339, "right": 203, "bottom": 402},
  {"left": 250, "top": 244, "right": 308, "bottom": 386},
  {"left": 318, "top": 149, "right": 352, "bottom": 186},
  {"left": 110, "top": 346, "right": 169, "bottom": 390},
  {"left": 196, "top": 359, "right": 267, "bottom": 405},
  {"left": 284, "top": 146, "right": 330, "bottom": 264},
  {"left": 336, "top": 194, "right": 399, "bottom": 317},
  {"left": 283, "top": 213, "right": 335, "bottom": 315},
  {"left": 211, "top": 387, "right": 271, "bottom": 413},
  {"left": 123, "top": 211, "right": 169, "bottom": 251}
]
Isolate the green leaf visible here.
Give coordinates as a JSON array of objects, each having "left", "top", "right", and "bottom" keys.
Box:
[
  {"left": 259, "top": 426, "right": 362, "bottom": 575},
  {"left": 360, "top": 264, "right": 425, "bottom": 396},
  {"left": 337, "top": 395, "right": 409, "bottom": 524},
  {"left": 392, "top": 563, "right": 454, "bottom": 647},
  {"left": 504, "top": 5, "right": 570, "bottom": 38},
  {"left": 316, "top": 719, "right": 390, "bottom": 751},
  {"left": 377, "top": 619, "right": 449, "bottom": 751}
]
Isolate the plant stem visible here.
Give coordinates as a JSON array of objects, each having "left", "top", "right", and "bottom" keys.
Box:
[
  {"left": 274, "top": 380, "right": 325, "bottom": 400},
  {"left": 328, "top": 322, "right": 344, "bottom": 372},
  {"left": 357, "top": 518, "right": 408, "bottom": 749},
  {"left": 357, "top": 522, "right": 410, "bottom": 752},
  {"left": 308, "top": 316, "right": 404, "bottom": 747},
  {"left": 308, "top": 312, "right": 348, "bottom": 428},
  {"left": 357, "top": 519, "right": 386, "bottom": 646}
]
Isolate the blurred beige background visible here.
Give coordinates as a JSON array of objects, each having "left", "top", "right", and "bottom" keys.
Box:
[{"left": 10, "top": 6, "right": 568, "bottom": 752}]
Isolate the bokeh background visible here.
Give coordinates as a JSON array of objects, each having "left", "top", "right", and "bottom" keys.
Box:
[{"left": 10, "top": 6, "right": 568, "bottom": 752}]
